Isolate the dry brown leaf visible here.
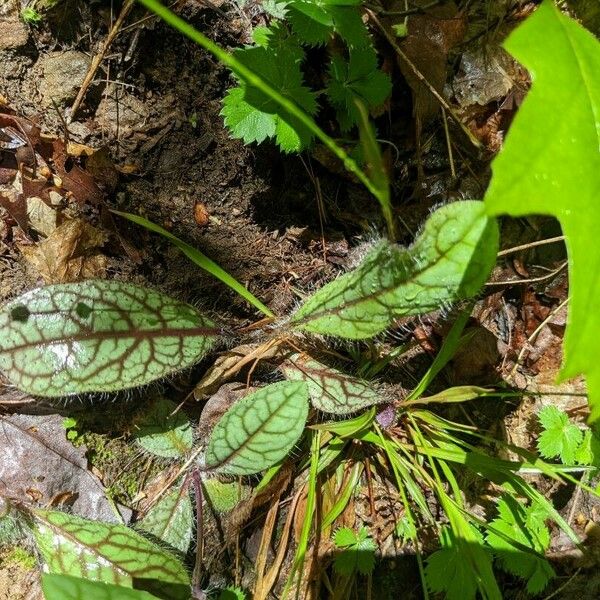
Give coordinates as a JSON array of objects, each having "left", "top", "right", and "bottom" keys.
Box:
[{"left": 20, "top": 218, "right": 108, "bottom": 283}]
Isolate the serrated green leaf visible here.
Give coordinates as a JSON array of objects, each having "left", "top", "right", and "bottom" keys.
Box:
[
  {"left": 138, "top": 486, "right": 193, "bottom": 554},
  {"left": 0, "top": 281, "right": 219, "bottom": 397},
  {"left": 33, "top": 509, "right": 190, "bottom": 600},
  {"left": 217, "top": 586, "right": 247, "bottom": 600},
  {"left": 326, "top": 48, "right": 391, "bottom": 131},
  {"left": 134, "top": 398, "right": 193, "bottom": 458},
  {"left": 281, "top": 353, "right": 384, "bottom": 414},
  {"left": 204, "top": 381, "right": 309, "bottom": 475},
  {"left": 574, "top": 429, "right": 600, "bottom": 467},
  {"left": 424, "top": 525, "right": 485, "bottom": 600},
  {"left": 287, "top": 0, "right": 369, "bottom": 48},
  {"left": 202, "top": 478, "right": 251, "bottom": 512},
  {"left": 332, "top": 526, "right": 376, "bottom": 575},
  {"left": 485, "top": 496, "right": 555, "bottom": 595},
  {"left": 291, "top": 201, "right": 498, "bottom": 339},
  {"left": 220, "top": 30, "right": 317, "bottom": 153},
  {"left": 537, "top": 405, "right": 583, "bottom": 464},
  {"left": 261, "top": 0, "right": 289, "bottom": 20},
  {"left": 42, "top": 574, "right": 160, "bottom": 600},
  {"left": 483, "top": 0, "right": 600, "bottom": 422}
]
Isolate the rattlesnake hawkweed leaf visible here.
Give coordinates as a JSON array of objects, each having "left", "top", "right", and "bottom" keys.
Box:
[
  {"left": 134, "top": 398, "right": 194, "bottom": 458},
  {"left": 281, "top": 353, "right": 384, "bottom": 414},
  {"left": 42, "top": 574, "right": 161, "bottom": 600},
  {"left": 0, "top": 280, "right": 220, "bottom": 397},
  {"left": 32, "top": 509, "right": 190, "bottom": 600},
  {"left": 204, "top": 381, "right": 309, "bottom": 475},
  {"left": 138, "top": 485, "right": 193, "bottom": 554},
  {"left": 290, "top": 201, "right": 498, "bottom": 338}
]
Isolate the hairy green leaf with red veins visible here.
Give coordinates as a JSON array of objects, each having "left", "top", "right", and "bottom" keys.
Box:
[
  {"left": 138, "top": 485, "right": 193, "bottom": 554},
  {"left": 202, "top": 478, "right": 251, "bottom": 513},
  {"left": 134, "top": 398, "right": 193, "bottom": 458},
  {"left": 326, "top": 49, "right": 392, "bottom": 131},
  {"left": 537, "top": 405, "right": 583, "bottom": 464},
  {"left": 220, "top": 30, "right": 317, "bottom": 153},
  {"left": 0, "top": 280, "right": 219, "bottom": 397},
  {"left": 203, "top": 381, "right": 309, "bottom": 475},
  {"left": 42, "top": 574, "right": 161, "bottom": 600},
  {"left": 287, "top": 0, "right": 369, "bottom": 48},
  {"left": 291, "top": 201, "right": 498, "bottom": 339},
  {"left": 32, "top": 509, "right": 190, "bottom": 600},
  {"left": 485, "top": 496, "right": 555, "bottom": 595},
  {"left": 281, "top": 353, "right": 384, "bottom": 414},
  {"left": 484, "top": 1, "right": 600, "bottom": 421}
]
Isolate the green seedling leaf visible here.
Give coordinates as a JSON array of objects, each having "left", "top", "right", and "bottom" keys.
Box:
[
  {"left": 134, "top": 398, "right": 193, "bottom": 458},
  {"left": 42, "top": 574, "right": 160, "bottom": 600},
  {"left": 484, "top": 0, "right": 600, "bottom": 421},
  {"left": 291, "top": 201, "right": 498, "bottom": 338},
  {"left": 485, "top": 496, "right": 555, "bottom": 594},
  {"left": 287, "top": 0, "right": 369, "bottom": 47},
  {"left": 33, "top": 509, "right": 190, "bottom": 600},
  {"left": 221, "top": 28, "right": 317, "bottom": 153},
  {"left": 326, "top": 48, "right": 392, "bottom": 132},
  {"left": 202, "top": 478, "right": 251, "bottom": 512},
  {"left": 281, "top": 353, "right": 384, "bottom": 414},
  {"left": 333, "top": 526, "right": 376, "bottom": 575},
  {"left": 204, "top": 381, "right": 309, "bottom": 475},
  {"left": 538, "top": 405, "right": 583, "bottom": 464},
  {"left": 574, "top": 429, "right": 600, "bottom": 467},
  {"left": 138, "top": 485, "right": 193, "bottom": 554},
  {"left": 0, "top": 281, "right": 219, "bottom": 397}
]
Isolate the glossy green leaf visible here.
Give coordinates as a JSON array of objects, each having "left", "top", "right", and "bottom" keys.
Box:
[
  {"left": 484, "top": 1, "right": 600, "bottom": 421},
  {"left": 291, "top": 201, "right": 498, "bottom": 338},
  {"left": 203, "top": 381, "right": 309, "bottom": 475},
  {"left": 42, "top": 574, "right": 160, "bottom": 600},
  {"left": 202, "top": 478, "right": 250, "bottom": 513},
  {"left": 281, "top": 353, "right": 384, "bottom": 414},
  {"left": 0, "top": 281, "right": 219, "bottom": 397},
  {"left": 138, "top": 486, "right": 193, "bottom": 554},
  {"left": 33, "top": 509, "right": 190, "bottom": 600},
  {"left": 134, "top": 398, "right": 193, "bottom": 458}
]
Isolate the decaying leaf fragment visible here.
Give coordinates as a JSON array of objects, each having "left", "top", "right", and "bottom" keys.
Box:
[{"left": 20, "top": 218, "right": 108, "bottom": 283}]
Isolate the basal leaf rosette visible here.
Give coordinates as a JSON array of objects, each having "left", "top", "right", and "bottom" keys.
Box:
[
  {"left": 203, "top": 380, "right": 309, "bottom": 475},
  {"left": 290, "top": 201, "right": 498, "bottom": 338},
  {"left": 0, "top": 280, "right": 220, "bottom": 396}
]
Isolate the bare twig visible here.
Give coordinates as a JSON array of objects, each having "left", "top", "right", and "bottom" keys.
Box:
[{"left": 69, "top": 0, "right": 135, "bottom": 121}]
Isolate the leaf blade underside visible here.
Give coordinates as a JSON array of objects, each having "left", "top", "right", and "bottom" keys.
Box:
[
  {"left": 483, "top": 0, "right": 600, "bottom": 421},
  {"left": 204, "top": 380, "right": 309, "bottom": 475},
  {"left": 290, "top": 201, "right": 498, "bottom": 338},
  {"left": 0, "top": 280, "right": 220, "bottom": 396}
]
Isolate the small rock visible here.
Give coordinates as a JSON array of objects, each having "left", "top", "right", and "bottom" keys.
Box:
[
  {"left": 38, "top": 50, "right": 91, "bottom": 107},
  {"left": 0, "top": 3, "right": 29, "bottom": 50}
]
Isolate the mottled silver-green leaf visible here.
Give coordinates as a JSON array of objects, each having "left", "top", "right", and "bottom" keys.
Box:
[
  {"left": 42, "top": 574, "right": 160, "bottom": 600},
  {"left": 291, "top": 201, "right": 498, "bottom": 338},
  {"left": 204, "top": 381, "right": 309, "bottom": 475},
  {"left": 32, "top": 509, "right": 190, "bottom": 599},
  {"left": 281, "top": 353, "right": 384, "bottom": 414},
  {"left": 0, "top": 280, "right": 220, "bottom": 397},
  {"left": 134, "top": 398, "right": 193, "bottom": 458},
  {"left": 202, "top": 478, "right": 251, "bottom": 513},
  {"left": 138, "top": 486, "right": 193, "bottom": 554}
]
